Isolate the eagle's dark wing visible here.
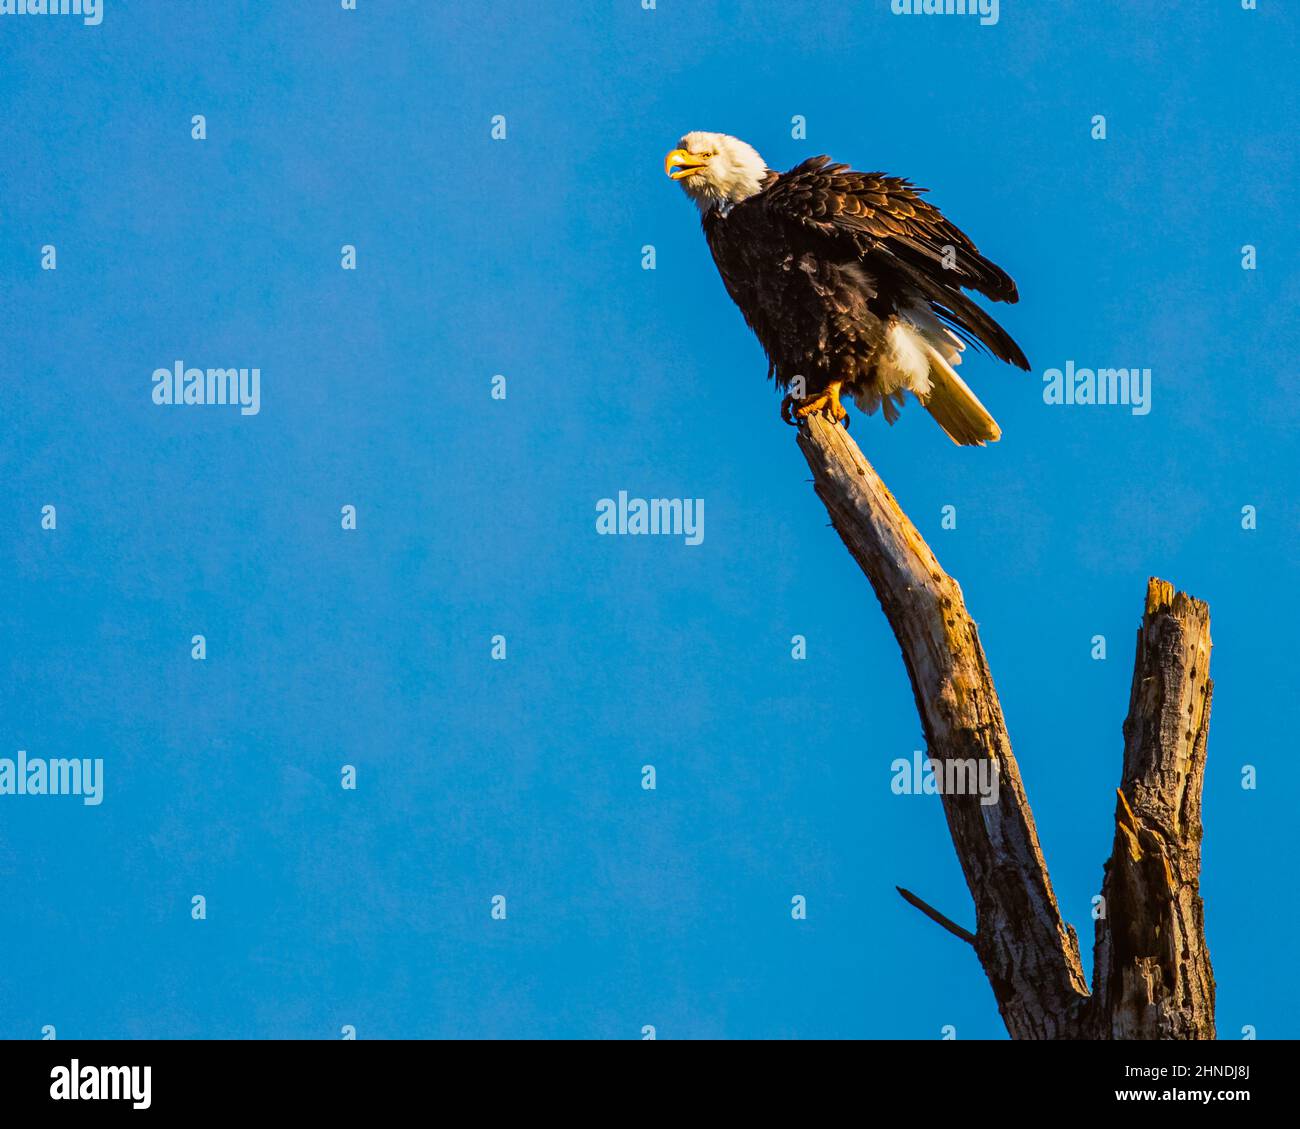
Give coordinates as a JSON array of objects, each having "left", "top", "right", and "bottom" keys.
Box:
[
  {"left": 759, "top": 157, "right": 1019, "bottom": 301},
  {"left": 749, "top": 156, "right": 1030, "bottom": 369}
]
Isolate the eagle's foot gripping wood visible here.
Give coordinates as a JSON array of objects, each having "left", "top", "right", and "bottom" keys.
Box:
[{"left": 783, "top": 382, "right": 848, "bottom": 428}]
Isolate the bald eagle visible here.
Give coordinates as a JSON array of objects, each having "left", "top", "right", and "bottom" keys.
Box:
[{"left": 665, "top": 131, "right": 1030, "bottom": 445}]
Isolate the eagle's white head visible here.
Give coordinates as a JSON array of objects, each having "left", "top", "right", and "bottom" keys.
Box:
[{"left": 665, "top": 131, "right": 768, "bottom": 212}]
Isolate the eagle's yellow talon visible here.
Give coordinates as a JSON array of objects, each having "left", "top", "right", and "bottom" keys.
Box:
[
  {"left": 794, "top": 393, "right": 829, "bottom": 418},
  {"left": 788, "top": 382, "right": 848, "bottom": 426}
]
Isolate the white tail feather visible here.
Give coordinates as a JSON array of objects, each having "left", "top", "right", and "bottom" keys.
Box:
[{"left": 919, "top": 343, "right": 1001, "bottom": 446}]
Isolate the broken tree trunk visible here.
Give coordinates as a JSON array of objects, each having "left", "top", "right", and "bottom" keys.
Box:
[
  {"left": 1086, "top": 580, "right": 1216, "bottom": 1038},
  {"left": 794, "top": 413, "right": 1214, "bottom": 1040}
]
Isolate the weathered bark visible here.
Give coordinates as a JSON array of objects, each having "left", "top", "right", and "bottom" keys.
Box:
[
  {"left": 1086, "top": 580, "right": 1215, "bottom": 1038},
  {"left": 794, "top": 414, "right": 1214, "bottom": 1039}
]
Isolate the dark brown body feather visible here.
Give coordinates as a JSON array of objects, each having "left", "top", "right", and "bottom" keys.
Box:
[{"left": 702, "top": 156, "right": 1029, "bottom": 400}]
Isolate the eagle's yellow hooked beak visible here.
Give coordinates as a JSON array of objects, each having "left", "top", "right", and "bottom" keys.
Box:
[{"left": 665, "top": 148, "right": 709, "bottom": 180}]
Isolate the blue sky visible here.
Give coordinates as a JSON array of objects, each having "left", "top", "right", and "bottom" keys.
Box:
[{"left": 0, "top": 1, "right": 1296, "bottom": 1039}]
